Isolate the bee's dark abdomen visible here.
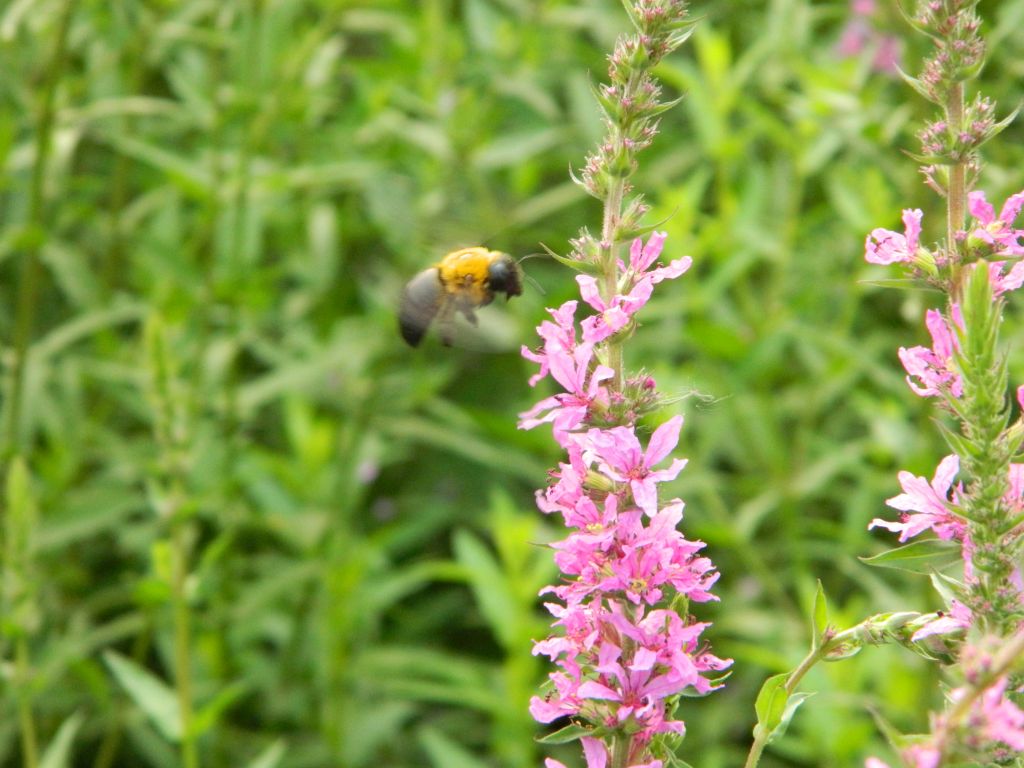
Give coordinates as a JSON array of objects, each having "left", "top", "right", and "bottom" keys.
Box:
[{"left": 399, "top": 268, "right": 443, "bottom": 346}]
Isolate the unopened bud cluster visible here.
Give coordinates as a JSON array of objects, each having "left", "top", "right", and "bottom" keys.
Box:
[
  {"left": 914, "top": 0, "right": 984, "bottom": 102},
  {"left": 905, "top": 1, "right": 1015, "bottom": 197},
  {"left": 574, "top": 0, "right": 695, "bottom": 255}
]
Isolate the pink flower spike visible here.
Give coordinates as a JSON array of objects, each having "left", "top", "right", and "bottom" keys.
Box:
[{"left": 865, "top": 209, "right": 923, "bottom": 264}]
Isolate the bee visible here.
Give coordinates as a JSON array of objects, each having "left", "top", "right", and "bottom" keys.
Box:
[{"left": 399, "top": 247, "right": 524, "bottom": 347}]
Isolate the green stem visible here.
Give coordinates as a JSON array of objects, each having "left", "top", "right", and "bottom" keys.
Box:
[
  {"left": 946, "top": 81, "right": 966, "bottom": 265},
  {"left": 171, "top": 519, "right": 199, "bottom": 768},
  {"left": 609, "top": 733, "right": 632, "bottom": 768},
  {"left": 600, "top": 175, "right": 626, "bottom": 392},
  {"left": 2, "top": 0, "right": 77, "bottom": 460},
  {"left": 743, "top": 630, "right": 849, "bottom": 768},
  {"left": 15, "top": 634, "right": 39, "bottom": 768}
]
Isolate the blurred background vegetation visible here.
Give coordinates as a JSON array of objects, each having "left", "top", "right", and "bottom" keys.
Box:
[{"left": 2, "top": 0, "right": 1024, "bottom": 766}]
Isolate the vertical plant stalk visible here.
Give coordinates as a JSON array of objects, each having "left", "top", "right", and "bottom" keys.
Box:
[
  {"left": 145, "top": 318, "right": 199, "bottom": 768},
  {"left": 4, "top": 459, "right": 41, "bottom": 768},
  {"left": 860, "top": 0, "right": 1024, "bottom": 761},
  {"left": 171, "top": 518, "right": 199, "bottom": 768},
  {"left": 15, "top": 634, "right": 39, "bottom": 768},
  {"left": 600, "top": 177, "right": 626, "bottom": 392},
  {"left": 945, "top": 81, "right": 966, "bottom": 259},
  {"left": 2, "top": 0, "right": 77, "bottom": 460}
]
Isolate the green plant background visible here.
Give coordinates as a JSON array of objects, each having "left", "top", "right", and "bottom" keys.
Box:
[{"left": 2, "top": 0, "right": 1024, "bottom": 766}]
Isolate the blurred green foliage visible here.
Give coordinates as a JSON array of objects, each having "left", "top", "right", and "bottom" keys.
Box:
[{"left": 1, "top": 0, "right": 1023, "bottom": 766}]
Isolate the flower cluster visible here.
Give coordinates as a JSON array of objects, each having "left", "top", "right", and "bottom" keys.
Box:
[
  {"left": 867, "top": 672, "right": 1024, "bottom": 768},
  {"left": 865, "top": 198, "right": 1024, "bottom": 765},
  {"left": 864, "top": 189, "right": 1024, "bottom": 404},
  {"left": 523, "top": 233, "right": 730, "bottom": 768}
]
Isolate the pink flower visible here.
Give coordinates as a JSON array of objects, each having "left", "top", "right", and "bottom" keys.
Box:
[
  {"left": 866, "top": 209, "right": 923, "bottom": 264},
  {"left": 577, "top": 274, "right": 651, "bottom": 343},
  {"left": 911, "top": 599, "right": 971, "bottom": 641},
  {"left": 575, "top": 233, "right": 691, "bottom": 344},
  {"left": 543, "top": 739, "right": 663, "bottom": 768},
  {"left": 584, "top": 416, "right": 688, "bottom": 516},
  {"left": 536, "top": 442, "right": 589, "bottom": 518},
  {"left": 523, "top": 301, "right": 582, "bottom": 387},
  {"left": 974, "top": 677, "right": 1024, "bottom": 750},
  {"left": 607, "top": 606, "right": 731, "bottom": 692},
  {"left": 987, "top": 260, "right": 1024, "bottom": 296},
  {"left": 624, "top": 232, "right": 692, "bottom": 285},
  {"left": 577, "top": 657, "right": 687, "bottom": 739},
  {"left": 869, "top": 454, "right": 964, "bottom": 542},
  {"left": 518, "top": 342, "right": 613, "bottom": 446},
  {"left": 898, "top": 306, "right": 963, "bottom": 398},
  {"left": 966, "top": 189, "right": 1024, "bottom": 257},
  {"left": 902, "top": 745, "right": 940, "bottom": 768},
  {"left": 530, "top": 667, "right": 585, "bottom": 723}
]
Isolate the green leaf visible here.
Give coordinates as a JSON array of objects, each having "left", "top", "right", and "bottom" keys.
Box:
[
  {"left": 39, "top": 712, "right": 85, "bottom": 768},
  {"left": 418, "top": 726, "right": 491, "bottom": 768},
  {"left": 244, "top": 741, "right": 286, "bottom": 768},
  {"left": 103, "top": 650, "right": 182, "bottom": 742},
  {"left": 537, "top": 241, "right": 599, "bottom": 274},
  {"left": 860, "top": 539, "right": 962, "bottom": 573},
  {"left": 536, "top": 723, "right": 590, "bottom": 745},
  {"left": 771, "top": 692, "right": 813, "bottom": 744},
  {"left": 452, "top": 529, "right": 515, "bottom": 650},
  {"left": 753, "top": 673, "right": 788, "bottom": 737},
  {"left": 191, "top": 681, "right": 248, "bottom": 739},
  {"left": 811, "top": 579, "right": 828, "bottom": 643},
  {"left": 753, "top": 671, "right": 814, "bottom": 745}
]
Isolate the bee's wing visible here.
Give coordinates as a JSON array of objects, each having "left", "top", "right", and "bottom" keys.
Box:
[{"left": 398, "top": 268, "right": 442, "bottom": 347}]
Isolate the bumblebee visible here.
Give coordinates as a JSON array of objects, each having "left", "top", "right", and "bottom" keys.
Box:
[{"left": 399, "top": 247, "right": 524, "bottom": 347}]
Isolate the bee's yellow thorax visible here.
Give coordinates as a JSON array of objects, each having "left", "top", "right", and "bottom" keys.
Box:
[{"left": 436, "top": 247, "right": 498, "bottom": 304}]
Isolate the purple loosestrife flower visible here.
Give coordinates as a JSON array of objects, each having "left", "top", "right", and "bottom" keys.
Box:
[
  {"left": 545, "top": 736, "right": 664, "bottom": 768},
  {"left": 524, "top": 233, "right": 729, "bottom": 765},
  {"left": 585, "top": 417, "right": 688, "bottom": 517},
  {"left": 898, "top": 306, "right": 964, "bottom": 398},
  {"left": 519, "top": 340, "right": 614, "bottom": 447},
  {"left": 522, "top": 300, "right": 583, "bottom": 387},
  {"left": 911, "top": 598, "right": 971, "bottom": 642},
  {"left": 865, "top": 209, "right": 923, "bottom": 265},
  {"left": 869, "top": 454, "right": 964, "bottom": 542},
  {"left": 965, "top": 190, "right": 1024, "bottom": 257}
]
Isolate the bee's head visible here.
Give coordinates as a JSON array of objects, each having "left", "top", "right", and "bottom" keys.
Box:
[{"left": 487, "top": 254, "right": 523, "bottom": 298}]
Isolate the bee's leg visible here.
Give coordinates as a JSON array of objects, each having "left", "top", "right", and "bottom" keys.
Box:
[{"left": 459, "top": 305, "right": 479, "bottom": 326}]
